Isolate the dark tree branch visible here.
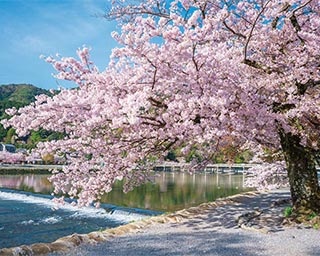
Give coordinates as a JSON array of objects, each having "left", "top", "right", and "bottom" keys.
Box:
[
  {"left": 223, "top": 20, "right": 246, "bottom": 39},
  {"left": 148, "top": 97, "right": 168, "bottom": 109},
  {"left": 296, "top": 79, "right": 320, "bottom": 95},
  {"left": 243, "top": 0, "right": 272, "bottom": 61}
]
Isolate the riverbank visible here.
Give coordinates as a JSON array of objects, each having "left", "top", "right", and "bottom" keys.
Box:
[
  {"left": 1, "top": 189, "right": 318, "bottom": 256},
  {"left": 52, "top": 189, "right": 318, "bottom": 256},
  {"left": 0, "top": 164, "right": 61, "bottom": 174}
]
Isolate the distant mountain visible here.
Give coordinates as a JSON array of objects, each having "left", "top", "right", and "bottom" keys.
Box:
[
  {"left": 0, "top": 83, "right": 49, "bottom": 105},
  {"left": 0, "top": 84, "right": 51, "bottom": 141}
]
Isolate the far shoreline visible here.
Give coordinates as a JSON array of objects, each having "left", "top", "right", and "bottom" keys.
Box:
[{"left": 0, "top": 164, "right": 61, "bottom": 174}]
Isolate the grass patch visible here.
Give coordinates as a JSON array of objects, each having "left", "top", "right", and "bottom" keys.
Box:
[{"left": 283, "top": 206, "right": 293, "bottom": 218}]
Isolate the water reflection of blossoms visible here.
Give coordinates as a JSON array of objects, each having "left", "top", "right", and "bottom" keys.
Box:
[
  {"left": 0, "top": 172, "right": 248, "bottom": 211},
  {"left": 0, "top": 175, "right": 52, "bottom": 193}
]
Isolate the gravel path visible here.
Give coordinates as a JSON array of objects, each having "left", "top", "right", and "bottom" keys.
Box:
[{"left": 50, "top": 189, "right": 320, "bottom": 256}]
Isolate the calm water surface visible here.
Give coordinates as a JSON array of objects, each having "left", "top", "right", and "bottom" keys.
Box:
[
  {"left": 0, "top": 171, "right": 249, "bottom": 248},
  {"left": 0, "top": 172, "right": 248, "bottom": 211}
]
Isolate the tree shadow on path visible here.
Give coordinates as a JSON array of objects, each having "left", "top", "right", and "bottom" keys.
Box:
[
  {"left": 180, "top": 190, "right": 291, "bottom": 232},
  {"left": 53, "top": 190, "right": 319, "bottom": 256}
]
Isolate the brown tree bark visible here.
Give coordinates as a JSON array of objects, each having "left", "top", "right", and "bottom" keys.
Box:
[{"left": 279, "top": 130, "right": 320, "bottom": 216}]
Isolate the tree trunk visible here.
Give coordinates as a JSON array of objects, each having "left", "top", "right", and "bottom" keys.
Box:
[{"left": 279, "top": 131, "right": 320, "bottom": 215}]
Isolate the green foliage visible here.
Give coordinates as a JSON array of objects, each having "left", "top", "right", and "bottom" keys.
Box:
[
  {"left": 284, "top": 206, "right": 293, "bottom": 217},
  {"left": 4, "top": 128, "right": 16, "bottom": 144},
  {"left": 165, "top": 151, "right": 177, "bottom": 161},
  {"left": 0, "top": 125, "right": 7, "bottom": 142},
  {"left": 185, "top": 147, "right": 203, "bottom": 163},
  {"left": 308, "top": 212, "right": 318, "bottom": 220},
  {"left": 163, "top": 144, "right": 254, "bottom": 164},
  {"left": 25, "top": 129, "right": 65, "bottom": 149},
  {"left": 209, "top": 143, "right": 254, "bottom": 164},
  {"left": 234, "top": 150, "right": 254, "bottom": 163}
]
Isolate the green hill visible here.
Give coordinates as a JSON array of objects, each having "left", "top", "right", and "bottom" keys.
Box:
[
  {"left": 0, "top": 84, "right": 49, "bottom": 114},
  {"left": 0, "top": 84, "right": 51, "bottom": 142}
]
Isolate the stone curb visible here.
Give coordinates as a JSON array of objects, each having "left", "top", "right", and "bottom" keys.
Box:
[{"left": 0, "top": 191, "right": 259, "bottom": 256}]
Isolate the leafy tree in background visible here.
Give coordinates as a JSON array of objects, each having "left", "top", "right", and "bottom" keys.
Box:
[
  {"left": 0, "top": 126, "right": 6, "bottom": 141},
  {"left": 4, "top": 128, "right": 16, "bottom": 144},
  {"left": 3, "top": 0, "right": 320, "bottom": 218}
]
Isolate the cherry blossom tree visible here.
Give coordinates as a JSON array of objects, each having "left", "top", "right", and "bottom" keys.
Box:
[
  {"left": 3, "top": 0, "right": 320, "bottom": 215},
  {"left": 0, "top": 151, "right": 25, "bottom": 164}
]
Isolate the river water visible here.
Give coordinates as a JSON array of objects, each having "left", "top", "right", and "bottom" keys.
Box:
[{"left": 0, "top": 172, "right": 249, "bottom": 248}]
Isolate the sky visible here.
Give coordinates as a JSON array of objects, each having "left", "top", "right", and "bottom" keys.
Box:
[{"left": 0, "top": 0, "right": 119, "bottom": 90}]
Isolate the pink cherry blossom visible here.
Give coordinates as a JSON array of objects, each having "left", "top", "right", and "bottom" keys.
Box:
[{"left": 2, "top": 0, "right": 319, "bottom": 207}]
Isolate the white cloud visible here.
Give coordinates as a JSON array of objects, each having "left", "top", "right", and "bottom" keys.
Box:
[{"left": 13, "top": 35, "right": 53, "bottom": 54}]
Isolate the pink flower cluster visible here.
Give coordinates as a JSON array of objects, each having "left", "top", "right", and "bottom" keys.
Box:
[
  {"left": 0, "top": 152, "right": 25, "bottom": 164},
  {"left": 244, "top": 162, "right": 289, "bottom": 190}
]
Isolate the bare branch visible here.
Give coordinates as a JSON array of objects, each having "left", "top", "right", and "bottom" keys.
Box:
[{"left": 104, "top": 0, "right": 170, "bottom": 23}]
